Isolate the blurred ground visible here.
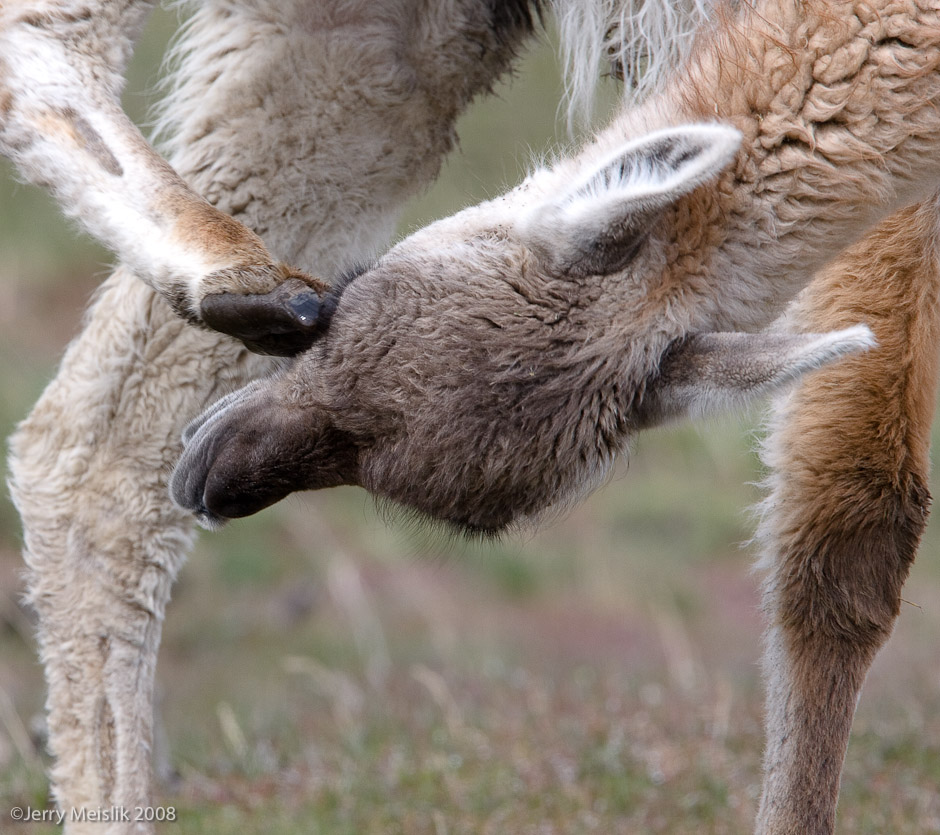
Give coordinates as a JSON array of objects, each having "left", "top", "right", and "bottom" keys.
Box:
[{"left": 1, "top": 6, "right": 939, "bottom": 834}]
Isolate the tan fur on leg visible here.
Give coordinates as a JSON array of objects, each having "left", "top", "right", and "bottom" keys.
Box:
[{"left": 756, "top": 199, "right": 940, "bottom": 834}]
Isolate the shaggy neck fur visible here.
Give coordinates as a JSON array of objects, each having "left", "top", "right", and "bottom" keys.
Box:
[{"left": 591, "top": 0, "right": 940, "bottom": 332}]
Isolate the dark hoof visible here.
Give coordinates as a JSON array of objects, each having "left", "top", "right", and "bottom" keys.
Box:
[{"left": 201, "top": 278, "right": 333, "bottom": 356}]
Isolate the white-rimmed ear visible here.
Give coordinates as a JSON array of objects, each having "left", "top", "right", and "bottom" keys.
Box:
[
  {"left": 637, "top": 325, "right": 876, "bottom": 427},
  {"left": 518, "top": 124, "right": 741, "bottom": 276}
]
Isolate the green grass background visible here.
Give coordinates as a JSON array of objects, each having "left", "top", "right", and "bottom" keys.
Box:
[{"left": 1, "top": 7, "right": 939, "bottom": 833}]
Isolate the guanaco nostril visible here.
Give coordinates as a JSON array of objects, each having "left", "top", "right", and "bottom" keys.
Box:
[
  {"left": 169, "top": 441, "right": 230, "bottom": 530},
  {"left": 191, "top": 498, "right": 227, "bottom": 531}
]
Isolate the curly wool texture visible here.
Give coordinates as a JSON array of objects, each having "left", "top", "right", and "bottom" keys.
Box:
[
  {"left": 3, "top": 0, "right": 546, "bottom": 826},
  {"left": 616, "top": 0, "right": 940, "bottom": 333},
  {"left": 176, "top": 0, "right": 940, "bottom": 536}
]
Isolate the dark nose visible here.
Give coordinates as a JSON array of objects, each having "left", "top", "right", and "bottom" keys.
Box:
[{"left": 200, "top": 277, "right": 328, "bottom": 356}]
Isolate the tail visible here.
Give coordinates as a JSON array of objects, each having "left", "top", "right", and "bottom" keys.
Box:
[{"left": 552, "top": 0, "right": 716, "bottom": 125}]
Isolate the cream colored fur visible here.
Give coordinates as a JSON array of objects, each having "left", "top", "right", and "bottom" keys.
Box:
[
  {"left": 555, "top": 0, "right": 714, "bottom": 123},
  {"left": 0, "top": 0, "right": 300, "bottom": 325},
  {"left": 4, "top": 0, "right": 545, "bottom": 830},
  {"left": 4, "top": 0, "right": 939, "bottom": 834}
]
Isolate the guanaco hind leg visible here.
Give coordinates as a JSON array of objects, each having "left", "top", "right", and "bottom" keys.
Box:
[{"left": 0, "top": 0, "right": 326, "bottom": 355}]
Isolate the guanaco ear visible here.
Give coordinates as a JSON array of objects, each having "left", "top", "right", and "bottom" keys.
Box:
[
  {"left": 519, "top": 124, "right": 741, "bottom": 276},
  {"left": 636, "top": 325, "right": 876, "bottom": 427}
]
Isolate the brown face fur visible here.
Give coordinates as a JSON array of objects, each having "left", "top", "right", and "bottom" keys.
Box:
[
  {"left": 173, "top": 237, "right": 652, "bottom": 534},
  {"left": 324, "top": 244, "right": 648, "bottom": 533},
  {"left": 170, "top": 133, "right": 870, "bottom": 537},
  {"left": 168, "top": 126, "right": 737, "bottom": 532}
]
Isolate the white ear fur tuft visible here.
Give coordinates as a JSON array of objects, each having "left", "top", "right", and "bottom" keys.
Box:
[
  {"left": 561, "top": 123, "right": 742, "bottom": 219},
  {"left": 518, "top": 124, "right": 741, "bottom": 276}
]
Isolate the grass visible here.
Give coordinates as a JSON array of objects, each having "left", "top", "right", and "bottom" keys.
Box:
[{"left": 1, "top": 7, "right": 940, "bottom": 834}]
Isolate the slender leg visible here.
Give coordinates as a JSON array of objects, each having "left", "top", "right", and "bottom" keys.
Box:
[
  {"left": 0, "top": 0, "right": 331, "bottom": 351},
  {"left": 8, "top": 2, "right": 539, "bottom": 831},
  {"left": 755, "top": 198, "right": 940, "bottom": 834},
  {"left": 10, "top": 279, "right": 258, "bottom": 834}
]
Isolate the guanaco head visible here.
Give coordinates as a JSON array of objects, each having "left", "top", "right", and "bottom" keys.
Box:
[{"left": 171, "top": 123, "right": 873, "bottom": 534}]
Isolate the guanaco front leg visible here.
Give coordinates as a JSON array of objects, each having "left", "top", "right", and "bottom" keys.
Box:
[{"left": 756, "top": 198, "right": 940, "bottom": 834}]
